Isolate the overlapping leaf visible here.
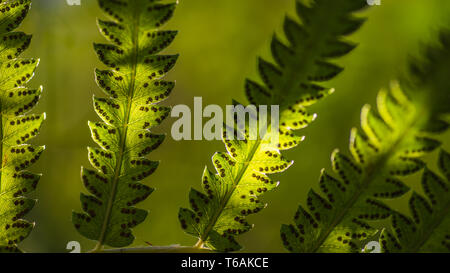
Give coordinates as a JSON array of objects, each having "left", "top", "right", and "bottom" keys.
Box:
[
  {"left": 380, "top": 149, "right": 450, "bottom": 253},
  {"left": 179, "top": 0, "right": 367, "bottom": 252},
  {"left": 72, "top": 0, "right": 178, "bottom": 250},
  {"left": 0, "top": 0, "right": 44, "bottom": 253},
  {"left": 281, "top": 31, "right": 450, "bottom": 253}
]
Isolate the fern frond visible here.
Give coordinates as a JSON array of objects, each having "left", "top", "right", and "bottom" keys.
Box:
[
  {"left": 72, "top": 0, "right": 178, "bottom": 250},
  {"left": 281, "top": 31, "right": 450, "bottom": 253},
  {"left": 380, "top": 149, "right": 450, "bottom": 253},
  {"left": 0, "top": 0, "right": 44, "bottom": 253},
  {"left": 179, "top": 0, "right": 367, "bottom": 252}
]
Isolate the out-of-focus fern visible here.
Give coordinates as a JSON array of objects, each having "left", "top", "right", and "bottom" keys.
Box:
[
  {"left": 72, "top": 0, "right": 178, "bottom": 251},
  {"left": 0, "top": 0, "right": 44, "bottom": 253},
  {"left": 281, "top": 31, "right": 450, "bottom": 253},
  {"left": 380, "top": 149, "right": 449, "bottom": 253},
  {"left": 179, "top": 0, "right": 367, "bottom": 252}
]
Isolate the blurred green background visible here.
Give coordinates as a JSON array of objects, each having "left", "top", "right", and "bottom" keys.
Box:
[{"left": 17, "top": 0, "right": 450, "bottom": 252}]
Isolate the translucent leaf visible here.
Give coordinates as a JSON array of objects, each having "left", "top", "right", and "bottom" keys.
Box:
[
  {"left": 73, "top": 0, "right": 178, "bottom": 249},
  {"left": 0, "top": 0, "right": 42, "bottom": 251},
  {"left": 282, "top": 33, "right": 450, "bottom": 253},
  {"left": 0, "top": 32, "right": 31, "bottom": 60},
  {"left": 0, "top": 0, "right": 30, "bottom": 33},
  {"left": 180, "top": 0, "right": 367, "bottom": 252},
  {"left": 244, "top": 79, "right": 271, "bottom": 106}
]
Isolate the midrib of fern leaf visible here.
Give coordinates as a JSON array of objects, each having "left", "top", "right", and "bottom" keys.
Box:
[
  {"left": 0, "top": 0, "right": 44, "bottom": 253},
  {"left": 97, "top": 2, "right": 140, "bottom": 252},
  {"left": 380, "top": 149, "right": 450, "bottom": 253},
  {"left": 72, "top": 0, "right": 178, "bottom": 250},
  {"left": 179, "top": 0, "right": 367, "bottom": 252},
  {"left": 281, "top": 31, "right": 450, "bottom": 253}
]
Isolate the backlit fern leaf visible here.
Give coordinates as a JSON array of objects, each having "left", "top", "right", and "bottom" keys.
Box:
[
  {"left": 380, "top": 149, "right": 450, "bottom": 253},
  {"left": 0, "top": 0, "right": 44, "bottom": 253},
  {"left": 72, "top": 0, "right": 178, "bottom": 250},
  {"left": 179, "top": 0, "right": 367, "bottom": 252},
  {"left": 281, "top": 31, "right": 450, "bottom": 253}
]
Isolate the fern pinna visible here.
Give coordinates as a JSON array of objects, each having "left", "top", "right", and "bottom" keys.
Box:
[
  {"left": 0, "top": 0, "right": 44, "bottom": 253},
  {"left": 72, "top": 0, "right": 178, "bottom": 251},
  {"left": 380, "top": 149, "right": 450, "bottom": 252},
  {"left": 281, "top": 31, "right": 450, "bottom": 253},
  {"left": 178, "top": 0, "right": 367, "bottom": 252}
]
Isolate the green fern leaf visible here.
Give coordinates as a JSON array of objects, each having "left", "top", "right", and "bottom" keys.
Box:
[
  {"left": 0, "top": 0, "right": 44, "bottom": 253},
  {"left": 281, "top": 31, "right": 450, "bottom": 253},
  {"left": 179, "top": 0, "right": 367, "bottom": 252},
  {"left": 380, "top": 149, "right": 450, "bottom": 252},
  {"left": 72, "top": 0, "right": 178, "bottom": 250}
]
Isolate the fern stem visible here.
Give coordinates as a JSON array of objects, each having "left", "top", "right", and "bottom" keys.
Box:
[
  {"left": 102, "top": 245, "right": 214, "bottom": 253},
  {"left": 94, "top": 4, "right": 141, "bottom": 251}
]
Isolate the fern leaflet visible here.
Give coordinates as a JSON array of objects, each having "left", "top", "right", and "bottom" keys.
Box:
[
  {"left": 179, "top": 0, "right": 367, "bottom": 252},
  {"left": 72, "top": 0, "right": 178, "bottom": 250},
  {"left": 281, "top": 31, "right": 450, "bottom": 253},
  {"left": 0, "top": 0, "right": 44, "bottom": 253},
  {"left": 380, "top": 149, "right": 450, "bottom": 252}
]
